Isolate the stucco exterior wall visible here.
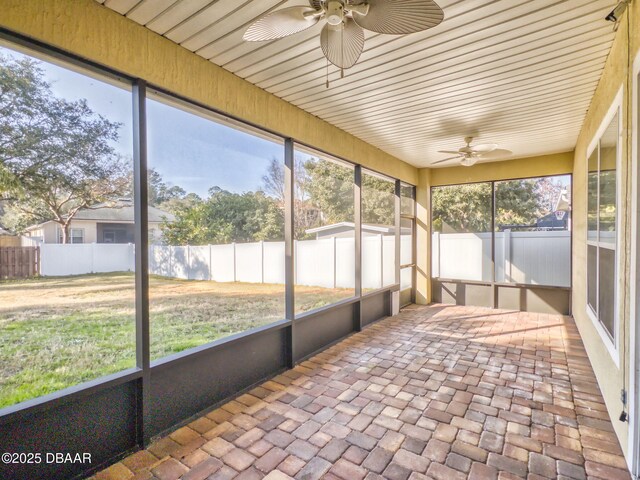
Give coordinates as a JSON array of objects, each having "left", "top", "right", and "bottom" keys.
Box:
[
  {"left": 0, "top": 0, "right": 417, "bottom": 186},
  {"left": 429, "top": 151, "right": 574, "bottom": 187},
  {"left": 416, "top": 169, "right": 432, "bottom": 305},
  {"left": 570, "top": 1, "right": 639, "bottom": 460}
]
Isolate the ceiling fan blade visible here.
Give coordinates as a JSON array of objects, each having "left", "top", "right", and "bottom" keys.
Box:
[
  {"left": 479, "top": 148, "right": 513, "bottom": 159},
  {"left": 352, "top": 0, "right": 444, "bottom": 35},
  {"left": 431, "top": 156, "right": 461, "bottom": 165},
  {"left": 243, "top": 6, "right": 320, "bottom": 41},
  {"left": 470, "top": 143, "right": 498, "bottom": 153},
  {"left": 320, "top": 18, "right": 365, "bottom": 69},
  {"left": 437, "top": 150, "right": 462, "bottom": 155}
]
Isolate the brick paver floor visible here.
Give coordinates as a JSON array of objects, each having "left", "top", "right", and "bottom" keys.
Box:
[{"left": 93, "top": 304, "right": 631, "bottom": 480}]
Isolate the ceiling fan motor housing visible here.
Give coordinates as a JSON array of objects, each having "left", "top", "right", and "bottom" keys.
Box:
[{"left": 326, "top": 1, "right": 345, "bottom": 25}]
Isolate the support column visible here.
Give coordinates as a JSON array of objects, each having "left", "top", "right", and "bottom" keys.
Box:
[
  {"left": 415, "top": 169, "right": 431, "bottom": 304},
  {"left": 354, "top": 166, "right": 362, "bottom": 331},
  {"left": 132, "top": 79, "right": 151, "bottom": 446},
  {"left": 284, "top": 138, "right": 295, "bottom": 366}
]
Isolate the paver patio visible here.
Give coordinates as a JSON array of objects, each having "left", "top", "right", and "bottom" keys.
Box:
[{"left": 92, "top": 304, "right": 630, "bottom": 480}]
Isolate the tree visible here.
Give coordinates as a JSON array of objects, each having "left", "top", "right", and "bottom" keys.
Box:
[
  {"left": 432, "top": 183, "right": 492, "bottom": 232},
  {"left": 0, "top": 53, "right": 129, "bottom": 242},
  {"left": 304, "top": 159, "right": 353, "bottom": 225},
  {"left": 162, "top": 187, "right": 283, "bottom": 245},
  {"left": 361, "top": 173, "right": 395, "bottom": 225},
  {"left": 262, "top": 156, "right": 397, "bottom": 240},
  {"left": 494, "top": 180, "right": 539, "bottom": 227},
  {"left": 432, "top": 178, "right": 566, "bottom": 232},
  {"left": 262, "top": 156, "right": 317, "bottom": 239},
  {"left": 148, "top": 168, "right": 186, "bottom": 207}
]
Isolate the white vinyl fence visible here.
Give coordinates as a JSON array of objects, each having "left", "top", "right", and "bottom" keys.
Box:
[
  {"left": 432, "top": 230, "right": 571, "bottom": 287},
  {"left": 39, "top": 243, "right": 135, "bottom": 276},
  {"left": 39, "top": 235, "right": 412, "bottom": 290}
]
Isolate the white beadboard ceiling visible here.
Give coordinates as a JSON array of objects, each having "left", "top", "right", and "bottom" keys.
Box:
[{"left": 96, "top": 0, "right": 618, "bottom": 168}]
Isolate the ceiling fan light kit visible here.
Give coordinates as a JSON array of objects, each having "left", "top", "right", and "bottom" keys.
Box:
[
  {"left": 460, "top": 157, "right": 478, "bottom": 167},
  {"left": 244, "top": 0, "right": 444, "bottom": 78},
  {"left": 432, "top": 137, "right": 513, "bottom": 167},
  {"left": 325, "top": 1, "right": 344, "bottom": 25}
]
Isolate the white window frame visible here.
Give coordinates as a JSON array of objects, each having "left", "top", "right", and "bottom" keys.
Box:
[
  {"left": 628, "top": 49, "right": 640, "bottom": 473},
  {"left": 57, "top": 227, "right": 85, "bottom": 244},
  {"left": 585, "top": 86, "right": 623, "bottom": 367},
  {"left": 71, "top": 228, "right": 84, "bottom": 244}
]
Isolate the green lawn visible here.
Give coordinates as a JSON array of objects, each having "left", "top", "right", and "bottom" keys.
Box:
[{"left": 0, "top": 273, "right": 352, "bottom": 408}]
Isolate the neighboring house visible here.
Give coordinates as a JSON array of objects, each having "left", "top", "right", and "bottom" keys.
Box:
[
  {"left": 498, "top": 188, "right": 572, "bottom": 231},
  {"left": 306, "top": 222, "right": 411, "bottom": 239},
  {"left": 24, "top": 199, "right": 175, "bottom": 244}
]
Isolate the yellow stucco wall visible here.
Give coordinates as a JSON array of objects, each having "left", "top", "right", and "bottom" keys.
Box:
[
  {"left": 416, "top": 169, "right": 432, "bottom": 305},
  {"left": 429, "top": 151, "right": 574, "bottom": 187},
  {"left": 0, "top": 0, "right": 417, "bottom": 185},
  {"left": 571, "top": 0, "right": 639, "bottom": 459}
]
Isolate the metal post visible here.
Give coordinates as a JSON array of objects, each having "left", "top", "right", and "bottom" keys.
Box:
[
  {"left": 284, "top": 139, "right": 295, "bottom": 366},
  {"left": 395, "top": 180, "right": 401, "bottom": 287},
  {"left": 411, "top": 185, "right": 417, "bottom": 304},
  {"left": 354, "top": 166, "right": 362, "bottom": 331},
  {"left": 132, "top": 80, "right": 150, "bottom": 446},
  {"left": 491, "top": 181, "right": 497, "bottom": 309},
  {"left": 392, "top": 180, "right": 401, "bottom": 315}
]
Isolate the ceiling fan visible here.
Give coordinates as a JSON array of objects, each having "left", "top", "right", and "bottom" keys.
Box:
[
  {"left": 431, "top": 137, "right": 512, "bottom": 167},
  {"left": 243, "top": 0, "right": 444, "bottom": 73}
]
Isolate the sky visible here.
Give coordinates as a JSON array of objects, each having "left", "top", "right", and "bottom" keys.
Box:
[
  {"left": 1, "top": 44, "right": 572, "bottom": 198},
  {"left": 1, "top": 45, "right": 283, "bottom": 198}
]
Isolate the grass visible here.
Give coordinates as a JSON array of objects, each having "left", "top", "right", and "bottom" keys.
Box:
[{"left": 0, "top": 272, "right": 352, "bottom": 408}]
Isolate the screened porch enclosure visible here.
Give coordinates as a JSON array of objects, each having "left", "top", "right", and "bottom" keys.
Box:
[
  {"left": 0, "top": 33, "right": 414, "bottom": 480},
  {"left": 0, "top": 0, "right": 637, "bottom": 479},
  {"left": 431, "top": 175, "right": 573, "bottom": 314}
]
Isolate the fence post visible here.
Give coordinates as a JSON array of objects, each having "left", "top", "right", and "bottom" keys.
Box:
[
  {"left": 209, "top": 245, "right": 213, "bottom": 281},
  {"left": 233, "top": 242, "right": 237, "bottom": 282},
  {"left": 504, "top": 229, "right": 511, "bottom": 282},
  {"left": 261, "top": 241, "right": 265, "bottom": 284},
  {"left": 294, "top": 240, "right": 298, "bottom": 284},
  {"left": 333, "top": 236, "right": 337, "bottom": 289},
  {"left": 187, "top": 245, "right": 191, "bottom": 280},
  {"left": 379, "top": 234, "right": 384, "bottom": 288},
  {"left": 432, "top": 232, "right": 440, "bottom": 278},
  {"left": 91, "top": 243, "right": 96, "bottom": 274}
]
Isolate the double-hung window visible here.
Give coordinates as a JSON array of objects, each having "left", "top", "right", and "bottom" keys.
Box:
[{"left": 587, "top": 104, "right": 620, "bottom": 350}]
